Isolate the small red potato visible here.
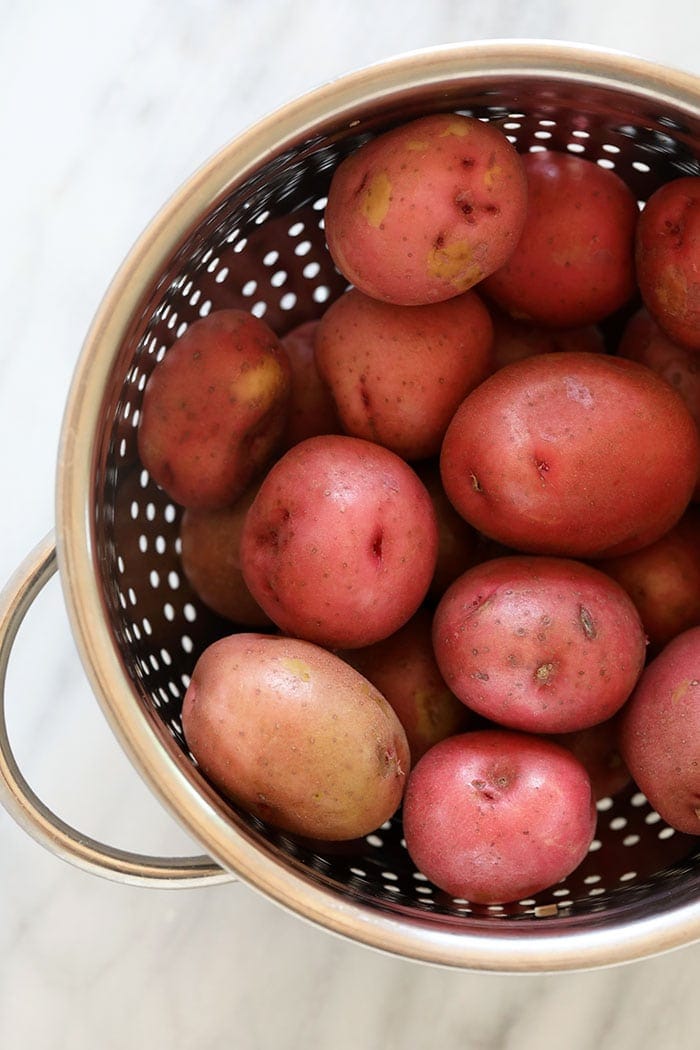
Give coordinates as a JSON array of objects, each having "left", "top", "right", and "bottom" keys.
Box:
[
  {"left": 279, "top": 320, "right": 340, "bottom": 448},
  {"left": 553, "top": 716, "right": 631, "bottom": 801},
  {"left": 595, "top": 507, "right": 700, "bottom": 652},
  {"left": 239, "top": 435, "right": 438, "bottom": 649},
  {"left": 138, "top": 309, "right": 291, "bottom": 509},
  {"left": 402, "top": 729, "right": 596, "bottom": 904},
  {"left": 440, "top": 351, "right": 700, "bottom": 558},
  {"left": 181, "top": 633, "right": 410, "bottom": 840},
  {"left": 489, "top": 310, "right": 604, "bottom": 372},
  {"left": 619, "top": 626, "right": 700, "bottom": 835},
  {"left": 180, "top": 484, "right": 272, "bottom": 627},
  {"left": 324, "top": 113, "right": 527, "bottom": 306},
  {"left": 344, "top": 608, "right": 470, "bottom": 764},
  {"left": 635, "top": 175, "right": 700, "bottom": 350},
  {"left": 617, "top": 306, "right": 700, "bottom": 499},
  {"left": 432, "top": 556, "right": 646, "bottom": 734},
  {"left": 314, "top": 287, "right": 493, "bottom": 460},
  {"left": 482, "top": 150, "right": 638, "bottom": 327}
]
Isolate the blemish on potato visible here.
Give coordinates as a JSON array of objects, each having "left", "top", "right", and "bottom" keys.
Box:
[
  {"left": 233, "top": 357, "right": 286, "bottom": 408},
  {"left": 671, "top": 680, "right": 691, "bottom": 704},
  {"left": 470, "top": 473, "right": 483, "bottom": 493},
  {"left": 535, "top": 458, "right": 550, "bottom": 481},
  {"left": 370, "top": 527, "right": 384, "bottom": 565},
  {"left": 564, "top": 377, "right": 595, "bottom": 408},
  {"left": 579, "top": 606, "right": 597, "bottom": 640},
  {"left": 281, "top": 657, "right": 312, "bottom": 682},
  {"left": 406, "top": 139, "right": 429, "bottom": 152},
  {"left": 427, "top": 239, "right": 483, "bottom": 290},
  {"left": 455, "top": 194, "right": 476, "bottom": 224},
  {"left": 360, "top": 171, "right": 392, "bottom": 227},
  {"left": 484, "top": 157, "right": 502, "bottom": 192},
  {"left": 535, "top": 662, "right": 555, "bottom": 685},
  {"left": 439, "top": 120, "right": 470, "bottom": 138},
  {"left": 655, "top": 265, "right": 689, "bottom": 318}
]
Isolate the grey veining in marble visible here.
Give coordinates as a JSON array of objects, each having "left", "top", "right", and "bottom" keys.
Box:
[{"left": 2, "top": 2, "right": 700, "bottom": 1048}]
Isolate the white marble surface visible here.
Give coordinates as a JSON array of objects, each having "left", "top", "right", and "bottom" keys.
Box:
[{"left": 2, "top": 2, "right": 700, "bottom": 1047}]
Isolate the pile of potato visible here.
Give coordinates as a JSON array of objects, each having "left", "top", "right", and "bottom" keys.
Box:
[{"left": 137, "top": 112, "right": 700, "bottom": 905}]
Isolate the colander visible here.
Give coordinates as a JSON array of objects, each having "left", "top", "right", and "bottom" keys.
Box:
[{"left": 2, "top": 39, "right": 700, "bottom": 974}]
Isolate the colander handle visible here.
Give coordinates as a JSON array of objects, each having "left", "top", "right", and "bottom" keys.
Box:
[{"left": 0, "top": 532, "right": 233, "bottom": 888}]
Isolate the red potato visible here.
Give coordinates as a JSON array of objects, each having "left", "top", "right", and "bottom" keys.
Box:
[
  {"left": 239, "top": 435, "right": 438, "bottom": 649},
  {"left": 440, "top": 351, "right": 700, "bottom": 558},
  {"left": 314, "top": 287, "right": 493, "bottom": 461},
  {"left": 432, "top": 556, "right": 647, "bottom": 734},
  {"left": 138, "top": 309, "right": 291, "bottom": 509},
  {"left": 279, "top": 320, "right": 340, "bottom": 448},
  {"left": 489, "top": 310, "right": 604, "bottom": 372},
  {"left": 343, "top": 608, "right": 470, "bottom": 764},
  {"left": 324, "top": 113, "right": 527, "bottom": 306},
  {"left": 180, "top": 484, "right": 272, "bottom": 627},
  {"left": 402, "top": 729, "right": 596, "bottom": 904},
  {"left": 619, "top": 626, "right": 700, "bottom": 835},
  {"left": 594, "top": 507, "right": 700, "bottom": 652},
  {"left": 635, "top": 176, "right": 700, "bottom": 350},
  {"left": 617, "top": 306, "right": 700, "bottom": 499},
  {"left": 181, "top": 633, "right": 410, "bottom": 840},
  {"left": 481, "top": 150, "right": 638, "bottom": 328},
  {"left": 553, "top": 716, "right": 631, "bottom": 801}
]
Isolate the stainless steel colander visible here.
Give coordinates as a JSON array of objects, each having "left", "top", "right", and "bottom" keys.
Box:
[{"left": 2, "top": 40, "right": 700, "bottom": 973}]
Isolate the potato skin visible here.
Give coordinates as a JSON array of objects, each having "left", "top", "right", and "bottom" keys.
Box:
[
  {"left": 239, "top": 435, "right": 438, "bottom": 649},
  {"left": 635, "top": 176, "right": 700, "bottom": 350},
  {"left": 617, "top": 306, "right": 700, "bottom": 499},
  {"left": 481, "top": 151, "right": 638, "bottom": 327},
  {"left": 553, "top": 716, "right": 631, "bottom": 801},
  {"left": 343, "top": 608, "right": 470, "bottom": 764},
  {"left": 138, "top": 309, "right": 291, "bottom": 509},
  {"left": 180, "top": 484, "right": 272, "bottom": 627},
  {"left": 439, "top": 351, "right": 700, "bottom": 558},
  {"left": 324, "top": 113, "right": 527, "bottom": 306},
  {"left": 594, "top": 507, "right": 700, "bottom": 653},
  {"left": 279, "top": 320, "right": 340, "bottom": 448},
  {"left": 402, "top": 729, "right": 596, "bottom": 904},
  {"left": 432, "top": 556, "right": 646, "bottom": 734},
  {"left": 314, "top": 287, "right": 493, "bottom": 460},
  {"left": 618, "top": 626, "right": 700, "bottom": 835},
  {"left": 490, "top": 310, "right": 604, "bottom": 372},
  {"left": 416, "top": 461, "right": 494, "bottom": 601},
  {"left": 181, "top": 633, "right": 410, "bottom": 840}
]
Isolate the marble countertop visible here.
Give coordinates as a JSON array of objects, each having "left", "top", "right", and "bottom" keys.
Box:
[{"left": 2, "top": 2, "right": 700, "bottom": 1047}]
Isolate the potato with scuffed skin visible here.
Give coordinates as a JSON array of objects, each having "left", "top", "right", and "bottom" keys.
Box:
[
  {"left": 431, "top": 555, "right": 647, "bottom": 734},
  {"left": 181, "top": 632, "right": 410, "bottom": 840},
  {"left": 635, "top": 175, "right": 700, "bottom": 351},
  {"left": 314, "top": 286, "right": 493, "bottom": 460},
  {"left": 138, "top": 309, "right": 291, "bottom": 510},
  {"left": 324, "top": 113, "right": 527, "bottom": 306}
]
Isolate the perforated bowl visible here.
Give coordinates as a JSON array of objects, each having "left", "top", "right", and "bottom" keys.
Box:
[{"left": 2, "top": 40, "right": 700, "bottom": 973}]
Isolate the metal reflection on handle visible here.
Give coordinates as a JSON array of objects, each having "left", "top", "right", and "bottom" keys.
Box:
[{"left": 0, "top": 532, "right": 231, "bottom": 888}]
